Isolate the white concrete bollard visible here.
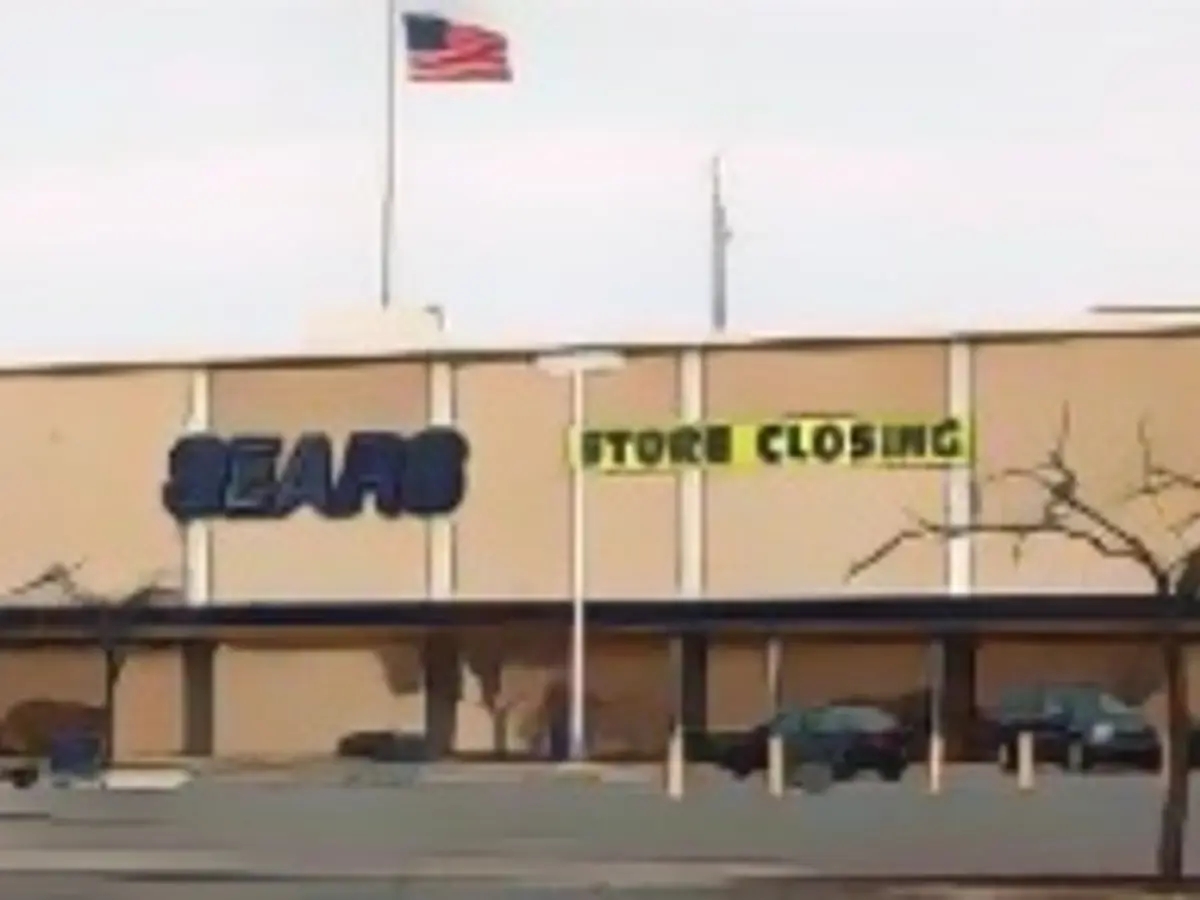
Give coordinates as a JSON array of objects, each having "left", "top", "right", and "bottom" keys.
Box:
[
  {"left": 927, "top": 731, "right": 945, "bottom": 795},
  {"left": 767, "top": 733, "right": 786, "bottom": 798},
  {"left": 666, "top": 723, "right": 685, "bottom": 800},
  {"left": 1016, "top": 731, "right": 1035, "bottom": 792}
]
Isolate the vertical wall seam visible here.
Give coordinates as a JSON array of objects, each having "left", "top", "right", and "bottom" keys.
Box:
[
  {"left": 679, "top": 348, "right": 704, "bottom": 598},
  {"left": 184, "top": 366, "right": 212, "bottom": 606},
  {"left": 947, "top": 340, "right": 974, "bottom": 595},
  {"left": 428, "top": 358, "right": 455, "bottom": 600},
  {"left": 447, "top": 361, "right": 458, "bottom": 597}
]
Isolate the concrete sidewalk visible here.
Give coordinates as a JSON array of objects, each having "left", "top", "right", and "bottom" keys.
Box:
[{"left": 0, "top": 848, "right": 812, "bottom": 885}]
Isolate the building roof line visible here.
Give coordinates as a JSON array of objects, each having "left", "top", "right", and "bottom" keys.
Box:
[{"left": 4, "top": 309, "right": 1200, "bottom": 377}]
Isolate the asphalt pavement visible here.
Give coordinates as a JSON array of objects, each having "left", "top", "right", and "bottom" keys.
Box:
[{"left": 0, "top": 763, "right": 1198, "bottom": 896}]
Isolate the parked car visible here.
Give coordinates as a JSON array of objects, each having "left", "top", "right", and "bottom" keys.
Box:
[
  {"left": 336, "top": 730, "right": 429, "bottom": 763},
  {"left": 984, "top": 683, "right": 1161, "bottom": 773},
  {"left": 0, "top": 757, "right": 38, "bottom": 789},
  {"left": 700, "top": 704, "right": 912, "bottom": 783}
]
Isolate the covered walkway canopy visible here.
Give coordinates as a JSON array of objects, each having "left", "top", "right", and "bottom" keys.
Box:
[{"left": 0, "top": 593, "right": 1191, "bottom": 642}]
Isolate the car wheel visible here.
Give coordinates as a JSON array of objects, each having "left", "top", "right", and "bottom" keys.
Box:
[
  {"left": 9, "top": 766, "right": 38, "bottom": 790},
  {"left": 794, "top": 761, "right": 834, "bottom": 794},
  {"left": 831, "top": 760, "right": 856, "bottom": 782},
  {"left": 1065, "top": 741, "right": 1090, "bottom": 773},
  {"left": 998, "top": 741, "right": 1017, "bottom": 773},
  {"left": 728, "top": 763, "right": 752, "bottom": 781},
  {"left": 879, "top": 762, "right": 906, "bottom": 783}
]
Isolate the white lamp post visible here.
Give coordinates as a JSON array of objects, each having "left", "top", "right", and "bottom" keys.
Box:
[{"left": 536, "top": 350, "right": 626, "bottom": 760}]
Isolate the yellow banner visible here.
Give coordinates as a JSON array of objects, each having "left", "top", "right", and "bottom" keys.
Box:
[{"left": 569, "top": 416, "right": 972, "bottom": 473}]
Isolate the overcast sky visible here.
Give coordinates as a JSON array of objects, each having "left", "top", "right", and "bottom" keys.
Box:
[{"left": 2, "top": 0, "right": 1199, "bottom": 360}]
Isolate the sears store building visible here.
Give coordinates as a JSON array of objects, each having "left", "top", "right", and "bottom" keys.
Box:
[{"left": 0, "top": 312, "right": 1194, "bottom": 762}]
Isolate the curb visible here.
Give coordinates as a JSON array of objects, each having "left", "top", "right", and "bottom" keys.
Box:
[
  {"left": 0, "top": 767, "right": 192, "bottom": 800},
  {"left": 416, "top": 763, "right": 657, "bottom": 785},
  {"left": 0, "top": 851, "right": 813, "bottom": 884},
  {"left": 99, "top": 768, "right": 192, "bottom": 791}
]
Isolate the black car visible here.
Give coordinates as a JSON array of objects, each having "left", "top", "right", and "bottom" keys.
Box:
[
  {"left": 985, "top": 684, "right": 1161, "bottom": 772},
  {"left": 700, "top": 704, "right": 911, "bottom": 783}
]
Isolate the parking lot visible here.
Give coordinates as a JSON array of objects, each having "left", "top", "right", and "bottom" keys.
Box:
[{"left": 0, "top": 763, "right": 1197, "bottom": 879}]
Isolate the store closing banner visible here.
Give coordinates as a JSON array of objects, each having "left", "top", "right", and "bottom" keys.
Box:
[{"left": 570, "top": 416, "right": 971, "bottom": 473}]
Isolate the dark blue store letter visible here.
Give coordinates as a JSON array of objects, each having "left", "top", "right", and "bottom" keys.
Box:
[
  {"left": 223, "top": 436, "right": 281, "bottom": 517},
  {"left": 275, "top": 432, "right": 334, "bottom": 517}
]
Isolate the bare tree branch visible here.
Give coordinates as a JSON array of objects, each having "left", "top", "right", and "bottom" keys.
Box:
[
  {"left": 2, "top": 563, "right": 179, "bottom": 770},
  {"left": 845, "top": 405, "right": 1200, "bottom": 883},
  {"left": 8, "top": 561, "right": 85, "bottom": 598},
  {"left": 1122, "top": 418, "right": 1200, "bottom": 539},
  {"left": 846, "top": 509, "right": 1141, "bottom": 583},
  {"left": 846, "top": 404, "right": 1171, "bottom": 590},
  {"left": 6, "top": 561, "right": 177, "bottom": 650}
]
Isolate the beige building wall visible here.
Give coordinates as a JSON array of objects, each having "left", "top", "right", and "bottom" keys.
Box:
[
  {"left": 974, "top": 334, "right": 1200, "bottom": 591},
  {"left": 0, "top": 648, "right": 102, "bottom": 753},
  {"left": 454, "top": 625, "right": 567, "bottom": 753},
  {"left": 584, "top": 354, "right": 679, "bottom": 598},
  {"left": 584, "top": 633, "right": 672, "bottom": 755},
  {"left": 4, "top": 331, "right": 1200, "bottom": 761},
  {"left": 454, "top": 359, "right": 570, "bottom": 598},
  {"left": 5, "top": 331, "right": 1200, "bottom": 609},
  {"left": 115, "top": 649, "right": 184, "bottom": 757},
  {"left": 204, "top": 627, "right": 672, "bottom": 760},
  {"left": 0, "top": 370, "right": 189, "bottom": 600},
  {"left": 976, "top": 639, "right": 1200, "bottom": 730},
  {"left": 451, "top": 628, "right": 672, "bottom": 757},
  {"left": 708, "top": 638, "right": 772, "bottom": 729},
  {"left": 781, "top": 639, "right": 929, "bottom": 709},
  {"left": 707, "top": 637, "right": 929, "bottom": 729},
  {"left": 704, "top": 343, "right": 949, "bottom": 595},
  {"left": 212, "top": 633, "right": 426, "bottom": 757},
  {"left": 0, "top": 646, "right": 183, "bottom": 758},
  {"left": 209, "top": 362, "right": 430, "bottom": 601},
  {"left": 185, "top": 342, "right": 957, "bottom": 604}
]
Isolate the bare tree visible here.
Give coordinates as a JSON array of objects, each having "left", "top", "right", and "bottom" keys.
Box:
[
  {"left": 11, "top": 561, "right": 175, "bottom": 766},
  {"left": 846, "top": 407, "right": 1200, "bottom": 884}
]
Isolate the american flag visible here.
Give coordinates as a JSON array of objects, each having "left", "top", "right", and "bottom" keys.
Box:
[{"left": 401, "top": 13, "right": 513, "bottom": 83}]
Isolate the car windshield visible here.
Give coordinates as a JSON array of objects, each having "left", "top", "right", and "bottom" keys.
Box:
[
  {"left": 812, "top": 706, "right": 897, "bottom": 733},
  {"left": 992, "top": 688, "right": 1043, "bottom": 720},
  {"left": 995, "top": 685, "right": 1139, "bottom": 722},
  {"left": 1048, "top": 686, "right": 1137, "bottom": 718},
  {"left": 767, "top": 710, "right": 808, "bottom": 735},
  {"left": 1093, "top": 693, "right": 1136, "bottom": 716}
]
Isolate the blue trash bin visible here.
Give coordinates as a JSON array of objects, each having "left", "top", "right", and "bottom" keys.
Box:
[{"left": 48, "top": 729, "right": 102, "bottom": 780}]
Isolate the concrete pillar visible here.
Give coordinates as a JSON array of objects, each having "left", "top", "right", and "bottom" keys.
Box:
[
  {"left": 766, "top": 635, "right": 785, "bottom": 797},
  {"left": 181, "top": 641, "right": 214, "bottom": 757},
  {"left": 941, "top": 635, "right": 978, "bottom": 765},
  {"left": 1160, "top": 727, "right": 1170, "bottom": 784},
  {"left": 423, "top": 631, "right": 460, "bottom": 758},
  {"left": 666, "top": 635, "right": 685, "bottom": 799}
]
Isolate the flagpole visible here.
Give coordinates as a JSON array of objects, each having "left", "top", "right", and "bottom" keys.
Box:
[
  {"left": 379, "top": 0, "right": 399, "bottom": 310},
  {"left": 709, "top": 153, "right": 730, "bottom": 332}
]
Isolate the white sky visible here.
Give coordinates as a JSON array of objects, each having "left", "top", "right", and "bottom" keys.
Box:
[{"left": 1, "top": 0, "right": 1199, "bottom": 359}]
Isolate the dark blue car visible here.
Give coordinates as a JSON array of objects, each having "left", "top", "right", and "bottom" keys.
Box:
[
  {"left": 708, "top": 704, "right": 911, "bottom": 784},
  {"left": 987, "top": 684, "right": 1161, "bottom": 772}
]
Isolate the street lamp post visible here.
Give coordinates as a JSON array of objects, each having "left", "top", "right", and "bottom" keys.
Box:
[{"left": 536, "top": 350, "right": 626, "bottom": 761}]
